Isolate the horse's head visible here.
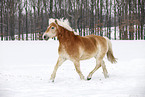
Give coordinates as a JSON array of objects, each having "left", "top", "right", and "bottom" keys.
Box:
[
  {"left": 43, "top": 20, "right": 58, "bottom": 40},
  {"left": 43, "top": 18, "right": 74, "bottom": 40}
]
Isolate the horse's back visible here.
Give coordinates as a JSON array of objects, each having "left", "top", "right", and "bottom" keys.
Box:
[
  {"left": 79, "top": 35, "right": 98, "bottom": 50},
  {"left": 88, "top": 35, "right": 108, "bottom": 53},
  {"left": 77, "top": 35, "right": 107, "bottom": 60},
  {"left": 83, "top": 35, "right": 107, "bottom": 46}
]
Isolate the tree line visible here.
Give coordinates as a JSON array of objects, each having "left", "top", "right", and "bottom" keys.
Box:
[{"left": 0, "top": 0, "right": 144, "bottom": 40}]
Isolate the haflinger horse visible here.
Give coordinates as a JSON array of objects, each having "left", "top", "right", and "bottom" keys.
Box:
[{"left": 43, "top": 18, "right": 117, "bottom": 82}]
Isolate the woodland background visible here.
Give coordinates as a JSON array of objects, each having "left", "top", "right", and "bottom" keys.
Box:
[{"left": 0, "top": 0, "right": 144, "bottom": 40}]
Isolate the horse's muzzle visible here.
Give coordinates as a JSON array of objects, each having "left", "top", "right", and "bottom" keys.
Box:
[{"left": 44, "top": 35, "right": 49, "bottom": 40}]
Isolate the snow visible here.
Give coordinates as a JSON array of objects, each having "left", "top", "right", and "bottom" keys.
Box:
[{"left": 0, "top": 39, "right": 145, "bottom": 97}]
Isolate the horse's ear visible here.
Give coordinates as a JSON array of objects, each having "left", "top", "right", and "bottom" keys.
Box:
[{"left": 55, "top": 19, "right": 58, "bottom": 24}]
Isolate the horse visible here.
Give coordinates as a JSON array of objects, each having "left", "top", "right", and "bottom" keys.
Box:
[{"left": 43, "top": 18, "right": 117, "bottom": 82}]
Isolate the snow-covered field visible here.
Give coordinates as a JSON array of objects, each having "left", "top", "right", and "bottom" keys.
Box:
[{"left": 0, "top": 39, "right": 145, "bottom": 97}]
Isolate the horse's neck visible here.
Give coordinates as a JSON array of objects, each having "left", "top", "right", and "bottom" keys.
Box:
[{"left": 57, "top": 29, "right": 76, "bottom": 45}]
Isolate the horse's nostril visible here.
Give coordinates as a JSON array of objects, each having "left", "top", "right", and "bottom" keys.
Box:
[{"left": 44, "top": 35, "right": 46, "bottom": 39}]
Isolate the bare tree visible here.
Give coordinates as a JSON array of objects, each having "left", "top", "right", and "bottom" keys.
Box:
[
  {"left": 67, "top": 0, "right": 83, "bottom": 33},
  {"left": 105, "top": 0, "right": 109, "bottom": 37},
  {"left": 140, "top": 0, "right": 144, "bottom": 39},
  {"left": 108, "top": 0, "right": 112, "bottom": 39},
  {"left": 43, "top": 0, "right": 49, "bottom": 27},
  {"left": 23, "top": 0, "right": 29, "bottom": 40},
  {"left": 18, "top": 0, "right": 24, "bottom": 40},
  {"left": 114, "top": 0, "right": 117, "bottom": 40},
  {"left": 90, "top": 0, "right": 95, "bottom": 34},
  {"left": 8, "top": 0, "right": 18, "bottom": 40},
  {"left": 116, "top": 0, "right": 122, "bottom": 39},
  {"left": 30, "top": 0, "right": 37, "bottom": 40},
  {"left": 1, "top": 0, "right": 144, "bottom": 40},
  {"left": 50, "top": 0, "right": 53, "bottom": 17},
  {"left": 129, "top": 0, "right": 134, "bottom": 40},
  {"left": 0, "top": 0, "right": 3, "bottom": 40},
  {"left": 100, "top": 0, "right": 103, "bottom": 36}
]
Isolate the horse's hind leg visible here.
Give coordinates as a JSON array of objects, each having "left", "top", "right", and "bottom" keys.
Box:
[
  {"left": 87, "top": 51, "right": 108, "bottom": 80},
  {"left": 101, "top": 60, "right": 109, "bottom": 78},
  {"left": 87, "top": 59, "right": 102, "bottom": 80},
  {"left": 87, "top": 59, "right": 109, "bottom": 80}
]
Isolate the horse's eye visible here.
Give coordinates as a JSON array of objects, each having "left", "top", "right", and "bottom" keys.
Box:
[{"left": 51, "top": 27, "right": 54, "bottom": 29}]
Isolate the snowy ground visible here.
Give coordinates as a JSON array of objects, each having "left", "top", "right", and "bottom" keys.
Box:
[{"left": 0, "top": 39, "right": 145, "bottom": 97}]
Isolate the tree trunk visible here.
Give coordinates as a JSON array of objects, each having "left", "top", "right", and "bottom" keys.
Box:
[
  {"left": 141, "top": 0, "right": 144, "bottom": 39},
  {"left": 97, "top": 0, "right": 100, "bottom": 36},
  {"left": 108, "top": 0, "right": 112, "bottom": 39},
  {"left": 114, "top": 0, "right": 117, "bottom": 40},
  {"left": 134, "top": 0, "right": 138, "bottom": 40},
  {"left": 100, "top": 0, "right": 103, "bottom": 36},
  {"left": 138, "top": 0, "right": 141, "bottom": 40},
  {"left": 90, "top": 0, "right": 94, "bottom": 34},
  {"left": 43, "top": 0, "right": 48, "bottom": 27},
  {"left": 25, "top": 0, "right": 28, "bottom": 40},
  {"left": 33, "top": 6, "right": 36, "bottom": 40},
  {"left": 106, "top": 0, "right": 109, "bottom": 37},
  {"left": 5, "top": 3, "right": 9, "bottom": 40},
  {"left": 18, "top": 1, "right": 23, "bottom": 40},
  {"left": 40, "top": 8, "right": 44, "bottom": 40},
  {"left": 116, "top": 0, "right": 122, "bottom": 40},
  {"left": 9, "top": 0, "right": 15, "bottom": 40},
  {"left": 30, "top": 8, "right": 33, "bottom": 40},
  {"left": 50, "top": 0, "right": 53, "bottom": 18},
  {"left": 129, "top": 0, "right": 134, "bottom": 40},
  {"left": 125, "top": 0, "right": 128, "bottom": 40},
  {"left": 1, "top": 0, "right": 3, "bottom": 40}
]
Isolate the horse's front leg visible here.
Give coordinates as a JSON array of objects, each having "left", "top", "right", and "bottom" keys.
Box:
[
  {"left": 50, "top": 57, "right": 66, "bottom": 82},
  {"left": 73, "top": 61, "right": 85, "bottom": 80}
]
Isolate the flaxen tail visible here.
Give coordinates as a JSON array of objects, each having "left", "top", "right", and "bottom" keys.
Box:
[{"left": 105, "top": 37, "right": 117, "bottom": 64}]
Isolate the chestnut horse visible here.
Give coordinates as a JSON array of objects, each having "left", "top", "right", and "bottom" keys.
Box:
[{"left": 43, "top": 18, "right": 117, "bottom": 82}]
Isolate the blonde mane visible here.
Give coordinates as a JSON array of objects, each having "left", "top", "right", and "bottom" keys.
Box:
[{"left": 49, "top": 18, "right": 73, "bottom": 32}]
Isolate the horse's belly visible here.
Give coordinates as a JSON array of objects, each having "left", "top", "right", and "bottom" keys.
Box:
[{"left": 80, "top": 53, "right": 95, "bottom": 60}]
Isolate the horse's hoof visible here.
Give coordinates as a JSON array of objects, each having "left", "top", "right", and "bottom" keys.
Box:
[
  {"left": 104, "top": 74, "right": 109, "bottom": 79},
  {"left": 48, "top": 79, "right": 54, "bottom": 83},
  {"left": 50, "top": 78, "right": 55, "bottom": 82},
  {"left": 87, "top": 77, "right": 91, "bottom": 80},
  {"left": 105, "top": 75, "right": 109, "bottom": 78}
]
